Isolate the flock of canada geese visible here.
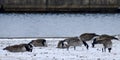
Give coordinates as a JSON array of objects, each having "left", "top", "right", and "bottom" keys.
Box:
[{"left": 3, "top": 33, "right": 120, "bottom": 53}]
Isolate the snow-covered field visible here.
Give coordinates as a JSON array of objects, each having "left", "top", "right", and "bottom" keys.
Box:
[
  {"left": 0, "top": 13, "right": 120, "bottom": 60},
  {"left": 0, "top": 38, "right": 120, "bottom": 60}
]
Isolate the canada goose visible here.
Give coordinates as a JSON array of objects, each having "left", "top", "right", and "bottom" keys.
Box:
[
  {"left": 92, "top": 34, "right": 118, "bottom": 48},
  {"left": 92, "top": 34, "right": 118, "bottom": 52},
  {"left": 63, "top": 37, "right": 89, "bottom": 50},
  {"left": 3, "top": 43, "right": 33, "bottom": 52},
  {"left": 29, "top": 39, "right": 47, "bottom": 47},
  {"left": 92, "top": 38, "right": 112, "bottom": 52}
]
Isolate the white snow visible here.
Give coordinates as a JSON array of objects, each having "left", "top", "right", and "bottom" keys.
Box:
[
  {"left": 0, "top": 38, "right": 120, "bottom": 60},
  {"left": 0, "top": 13, "right": 120, "bottom": 60}
]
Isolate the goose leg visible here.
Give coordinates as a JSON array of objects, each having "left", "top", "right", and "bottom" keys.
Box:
[
  {"left": 102, "top": 47, "right": 106, "bottom": 52},
  {"left": 74, "top": 46, "right": 76, "bottom": 50},
  {"left": 67, "top": 45, "right": 70, "bottom": 51},
  {"left": 102, "top": 48, "right": 104, "bottom": 52}
]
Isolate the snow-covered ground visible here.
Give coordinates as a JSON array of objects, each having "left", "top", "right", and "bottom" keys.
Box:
[
  {"left": 0, "top": 38, "right": 120, "bottom": 60},
  {"left": 0, "top": 13, "right": 120, "bottom": 60}
]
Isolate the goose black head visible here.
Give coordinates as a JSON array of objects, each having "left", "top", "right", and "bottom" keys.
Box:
[{"left": 25, "top": 43, "right": 33, "bottom": 52}]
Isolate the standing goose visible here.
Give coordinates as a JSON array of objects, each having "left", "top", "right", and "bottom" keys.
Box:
[
  {"left": 92, "top": 34, "right": 118, "bottom": 48},
  {"left": 63, "top": 37, "right": 89, "bottom": 50},
  {"left": 92, "top": 34, "right": 118, "bottom": 52}
]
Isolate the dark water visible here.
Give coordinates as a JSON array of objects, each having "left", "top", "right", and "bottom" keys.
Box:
[{"left": 0, "top": 13, "right": 120, "bottom": 37}]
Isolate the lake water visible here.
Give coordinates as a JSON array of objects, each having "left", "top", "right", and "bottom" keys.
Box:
[{"left": 0, "top": 13, "right": 120, "bottom": 37}]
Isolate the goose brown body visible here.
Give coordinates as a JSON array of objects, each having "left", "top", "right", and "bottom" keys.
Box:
[
  {"left": 29, "top": 39, "right": 47, "bottom": 47},
  {"left": 3, "top": 44, "right": 33, "bottom": 52}
]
